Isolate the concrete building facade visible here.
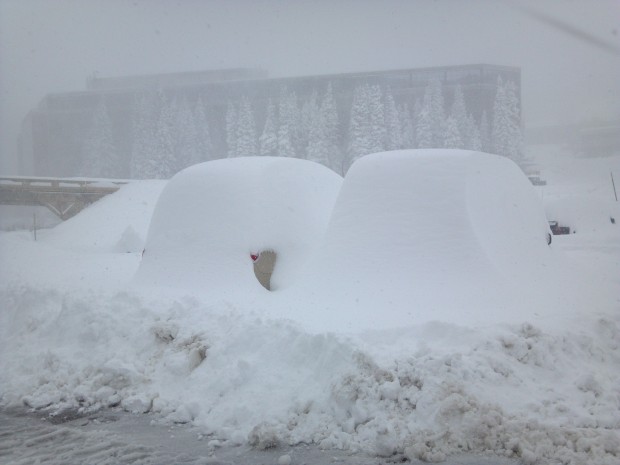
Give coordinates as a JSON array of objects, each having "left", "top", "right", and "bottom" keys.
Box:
[{"left": 19, "top": 64, "right": 521, "bottom": 177}]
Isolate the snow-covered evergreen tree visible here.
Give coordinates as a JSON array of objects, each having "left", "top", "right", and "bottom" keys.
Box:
[
  {"left": 415, "top": 106, "right": 433, "bottom": 149},
  {"left": 416, "top": 78, "right": 446, "bottom": 148},
  {"left": 259, "top": 99, "right": 278, "bottom": 156},
  {"left": 152, "top": 92, "right": 178, "bottom": 178},
  {"left": 450, "top": 84, "right": 468, "bottom": 147},
  {"left": 277, "top": 87, "right": 300, "bottom": 157},
  {"left": 412, "top": 99, "right": 422, "bottom": 147},
  {"left": 235, "top": 96, "right": 257, "bottom": 156},
  {"left": 384, "top": 87, "right": 402, "bottom": 150},
  {"left": 347, "top": 84, "right": 372, "bottom": 169},
  {"left": 175, "top": 96, "right": 200, "bottom": 169},
  {"left": 492, "top": 77, "right": 523, "bottom": 163},
  {"left": 398, "top": 104, "right": 415, "bottom": 149},
  {"left": 320, "top": 82, "right": 341, "bottom": 170},
  {"left": 504, "top": 79, "right": 523, "bottom": 162},
  {"left": 480, "top": 110, "right": 491, "bottom": 153},
  {"left": 300, "top": 91, "right": 319, "bottom": 159},
  {"left": 194, "top": 96, "right": 214, "bottom": 161},
  {"left": 277, "top": 88, "right": 297, "bottom": 157},
  {"left": 426, "top": 79, "right": 447, "bottom": 147},
  {"left": 225, "top": 100, "right": 238, "bottom": 158},
  {"left": 346, "top": 83, "right": 386, "bottom": 170},
  {"left": 443, "top": 115, "right": 462, "bottom": 148},
  {"left": 368, "top": 84, "right": 386, "bottom": 154},
  {"left": 81, "top": 97, "right": 122, "bottom": 178},
  {"left": 277, "top": 121, "right": 294, "bottom": 157},
  {"left": 130, "top": 92, "right": 158, "bottom": 179},
  {"left": 305, "top": 91, "right": 328, "bottom": 165},
  {"left": 466, "top": 114, "right": 482, "bottom": 151},
  {"left": 492, "top": 77, "right": 507, "bottom": 154}
]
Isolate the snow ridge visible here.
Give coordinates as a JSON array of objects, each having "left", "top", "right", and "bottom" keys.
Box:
[{"left": 1, "top": 285, "right": 618, "bottom": 464}]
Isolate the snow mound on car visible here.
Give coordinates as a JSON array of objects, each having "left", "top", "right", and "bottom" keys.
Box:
[
  {"left": 280, "top": 150, "right": 588, "bottom": 332},
  {"left": 133, "top": 157, "right": 342, "bottom": 296}
]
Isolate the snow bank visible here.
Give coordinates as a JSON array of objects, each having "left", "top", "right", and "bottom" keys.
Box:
[
  {"left": 0, "top": 205, "right": 60, "bottom": 231},
  {"left": 133, "top": 157, "right": 342, "bottom": 295},
  {"left": 0, "top": 181, "right": 166, "bottom": 292},
  {"left": 1, "top": 286, "right": 617, "bottom": 464},
  {"left": 44, "top": 180, "right": 166, "bottom": 252}
]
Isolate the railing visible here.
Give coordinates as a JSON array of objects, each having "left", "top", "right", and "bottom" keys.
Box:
[{"left": 0, "top": 176, "right": 130, "bottom": 220}]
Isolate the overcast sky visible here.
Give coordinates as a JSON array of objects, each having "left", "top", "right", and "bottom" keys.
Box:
[{"left": 1, "top": 0, "right": 619, "bottom": 173}]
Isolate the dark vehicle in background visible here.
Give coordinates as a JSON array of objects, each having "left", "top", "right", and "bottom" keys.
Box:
[{"left": 549, "top": 220, "right": 571, "bottom": 235}]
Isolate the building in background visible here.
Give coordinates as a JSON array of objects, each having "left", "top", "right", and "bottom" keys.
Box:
[{"left": 19, "top": 64, "right": 521, "bottom": 178}]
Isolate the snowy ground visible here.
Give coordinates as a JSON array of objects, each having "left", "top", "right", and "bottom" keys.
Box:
[
  {"left": 0, "top": 406, "right": 522, "bottom": 465},
  {"left": 0, "top": 151, "right": 619, "bottom": 465}
]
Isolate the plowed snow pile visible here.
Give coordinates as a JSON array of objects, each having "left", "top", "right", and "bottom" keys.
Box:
[{"left": 1, "top": 152, "right": 618, "bottom": 465}]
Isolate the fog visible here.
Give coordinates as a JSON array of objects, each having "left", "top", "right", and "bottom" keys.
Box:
[{"left": 0, "top": 0, "right": 619, "bottom": 173}]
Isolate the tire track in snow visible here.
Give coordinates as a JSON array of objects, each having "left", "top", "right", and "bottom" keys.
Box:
[
  {"left": 0, "top": 408, "right": 208, "bottom": 465},
  {"left": 0, "top": 407, "right": 522, "bottom": 465}
]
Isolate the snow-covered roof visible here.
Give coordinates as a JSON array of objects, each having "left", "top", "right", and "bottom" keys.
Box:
[{"left": 134, "top": 156, "right": 342, "bottom": 296}]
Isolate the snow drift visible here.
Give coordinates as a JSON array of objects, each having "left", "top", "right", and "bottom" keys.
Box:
[{"left": 44, "top": 180, "right": 166, "bottom": 253}]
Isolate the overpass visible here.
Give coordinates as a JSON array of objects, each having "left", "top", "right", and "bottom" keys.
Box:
[{"left": 0, "top": 176, "right": 129, "bottom": 220}]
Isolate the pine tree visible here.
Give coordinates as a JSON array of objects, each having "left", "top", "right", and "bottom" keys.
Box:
[
  {"left": 347, "top": 83, "right": 372, "bottom": 170},
  {"left": 259, "top": 99, "right": 278, "bottom": 156},
  {"left": 492, "top": 77, "right": 507, "bottom": 155},
  {"left": 367, "top": 84, "right": 386, "bottom": 154},
  {"left": 416, "top": 79, "right": 445, "bottom": 148},
  {"left": 288, "top": 90, "right": 302, "bottom": 155},
  {"left": 443, "top": 115, "right": 462, "bottom": 148},
  {"left": 320, "top": 82, "right": 341, "bottom": 170},
  {"left": 416, "top": 105, "right": 433, "bottom": 149},
  {"left": 236, "top": 96, "right": 257, "bottom": 156},
  {"left": 346, "top": 83, "right": 387, "bottom": 170},
  {"left": 175, "top": 96, "right": 200, "bottom": 169},
  {"left": 225, "top": 100, "right": 238, "bottom": 158},
  {"left": 194, "top": 96, "right": 214, "bottom": 161},
  {"left": 398, "top": 104, "right": 415, "bottom": 149},
  {"left": 299, "top": 91, "right": 319, "bottom": 159},
  {"left": 81, "top": 97, "right": 122, "bottom": 178},
  {"left": 480, "top": 110, "right": 491, "bottom": 153},
  {"left": 384, "top": 87, "right": 402, "bottom": 150},
  {"left": 504, "top": 80, "right": 523, "bottom": 163},
  {"left": 450, "top": 84, "right": 468, "bottom": 148},
  {"left": 152, "top": 92, "right": 178, "bottom": 178},
  {"left": 416, "top": 78, "right": 446, "bottom": 148},
  {"left": 277, "top": 120, "right": 294, "bottom": 156},
  {"left": 277, "top": 88, "right": 296, "bottom": 157},
  {"left": 412, "top": 98, "right": 422, "bottom": 148},
  {"left": 130, "top": 92, "right": 158, "bottom": 179},
  {"left": 276, "top": 87, "right": 300, "bottom": 157},
  {"left": 466, "top": 114, "right": 482, "bottom": 151},
  {"left": 305, "top": 91, "right": 328, "bottom": 166},
  {"left": 492, "top": 77, "right": 523, "bottom": 163}
]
